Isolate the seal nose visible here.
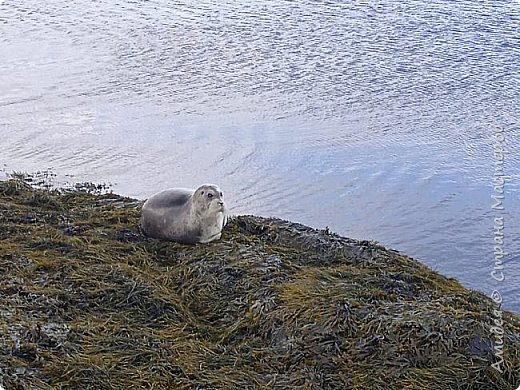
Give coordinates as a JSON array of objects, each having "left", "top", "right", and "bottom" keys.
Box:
[{"left": 218, "top": 201, "right": 224, "bottom": 207}]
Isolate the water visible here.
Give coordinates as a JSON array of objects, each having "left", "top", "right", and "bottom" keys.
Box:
[{"left": 1, "top": 0, "right": 519, "bottom": 312}]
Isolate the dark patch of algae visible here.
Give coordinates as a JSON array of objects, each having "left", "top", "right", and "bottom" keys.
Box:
[{"left": 0, "top": 178, "right": 519, "bottom": 390}]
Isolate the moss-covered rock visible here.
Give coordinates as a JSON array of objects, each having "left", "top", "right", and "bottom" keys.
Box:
[{"left": 0, "top": 178, "right": 518, "bottom": 389}]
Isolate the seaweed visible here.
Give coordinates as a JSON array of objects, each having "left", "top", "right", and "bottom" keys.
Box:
[{"left": 0, "top": 178, "right": 519, "bottom": 389}]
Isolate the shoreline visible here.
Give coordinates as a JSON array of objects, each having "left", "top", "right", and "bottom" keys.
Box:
[{"left": 1, "top": 178, "right": 519, "bottom": 389}]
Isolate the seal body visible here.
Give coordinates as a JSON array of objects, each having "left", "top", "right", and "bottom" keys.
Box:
[{"left": 140, "top": 184, "right": 227, "bottom": 244}]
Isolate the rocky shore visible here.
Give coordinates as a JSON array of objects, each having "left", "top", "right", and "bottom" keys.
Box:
[{"left": 0, "top": 178, "right": 519, "bottom": 389}]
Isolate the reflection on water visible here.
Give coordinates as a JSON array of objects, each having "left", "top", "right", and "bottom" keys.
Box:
[{"left": 1, "top": 0, "right": 519, "bottom": 312}]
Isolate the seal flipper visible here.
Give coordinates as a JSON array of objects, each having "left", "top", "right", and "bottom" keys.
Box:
[{"left": 178, "top": 227, "right": 203, "bottom": 244}]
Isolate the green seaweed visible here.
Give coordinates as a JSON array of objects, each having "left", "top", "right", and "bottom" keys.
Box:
[{"left": 0, "top": 177, "right": 519, "bottom": 389}]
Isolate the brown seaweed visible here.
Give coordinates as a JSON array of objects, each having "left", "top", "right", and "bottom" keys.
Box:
[{"left": 0, "top": 178, "right": 519, "bottom": 389}]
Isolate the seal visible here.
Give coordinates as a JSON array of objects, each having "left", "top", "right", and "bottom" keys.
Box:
[{"left": 140, "top": 184, "right": 227, "bottom": 244}]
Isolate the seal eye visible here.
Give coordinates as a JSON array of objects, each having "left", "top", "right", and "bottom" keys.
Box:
[
  {"left": 207, "top": 193, "right": 213, "bottom": 198},
  {"left": 219, "top": 192, "right": 223, "bottom": 197}
]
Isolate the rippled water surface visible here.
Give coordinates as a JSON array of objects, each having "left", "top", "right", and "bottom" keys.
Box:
[{"left": 1, "top": 0, "right": 519, "bottom": 311}]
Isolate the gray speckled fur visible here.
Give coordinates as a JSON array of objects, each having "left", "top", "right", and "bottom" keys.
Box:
[{"left": 140, "top": 185, "right": 227, "bottom": 244}]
